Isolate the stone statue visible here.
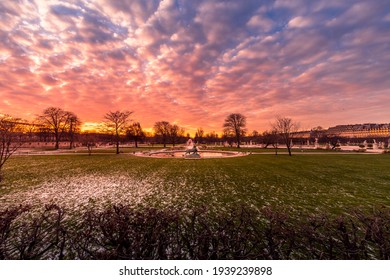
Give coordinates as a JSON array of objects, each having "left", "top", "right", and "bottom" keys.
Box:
[{"left": 185, "top": 145, "right": 199, "bottom": 155}]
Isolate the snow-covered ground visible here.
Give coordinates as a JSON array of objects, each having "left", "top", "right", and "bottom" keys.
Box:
[{"left": 0, "top": 174, "right": 164, "bottom": 214}]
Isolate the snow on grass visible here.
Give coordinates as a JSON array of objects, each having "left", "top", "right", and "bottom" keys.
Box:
[
  {"left": 0, "top": 174, "right": 166, "bottom": 214},
  {"left": 0, "top": 170, "right": 252, "bottom": 223},
  {"left": 0, "top": 169, "right": 239, "bottom": 217}
]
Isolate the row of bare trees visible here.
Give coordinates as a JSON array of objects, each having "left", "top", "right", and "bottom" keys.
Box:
[
  {"left": 0, "top": 108, "right": 300, "bottom": 181},
  {"left": 126, "top": 113, "right": 297, "bottom": 152},
  {"left": 222, "top": 113, "right": 299, "bottom": 155},
  {"left": 3, "top": 108, "right": 299, "bottom": 153},
  {"left": 37, "top": 107, "right": 81, "bottom": 150},
  {"left": 38, "top": 109, "right": 184, "bottom": 155},
  {"left": 153, "top": 121, "right": 186, "bottom": 148}
]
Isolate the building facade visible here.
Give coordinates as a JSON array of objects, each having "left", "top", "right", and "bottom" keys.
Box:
[{"left": 326, "top": 123, "right": 390, "bottom": 138}]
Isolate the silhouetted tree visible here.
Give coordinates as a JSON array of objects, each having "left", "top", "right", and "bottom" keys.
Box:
[
  {"left": 261, "top": 130, "right": 276, "bottom": 148},
  {"left": 222, "top": 130, "right": 234, "bottom": 147},
  {"left": 81, "top": 133, "right": 97, "bottom": 156},
  {"left": 126, "top": 122, "right": 145, "bottom": 148},
  {"left": 67, "top": 113, "right": 81, "bottom": 149},
  {"left": 223, "top": 113, "right": 247, "bottom": 148},
  {"left": 169, "top": 124, "right": 185, "bottom": 147},
  {"left": 195, "top": 128, "right": 204, "bottom": 144},
  {"left": 249, "top": 130, "right": 260, "bottom": 144},
  {"left": 0, "top": 115, "right": 24, "bottom": 181},
  {"left": 272, "top": 116, "right": 299, "bottom": 156},
  {"left": 271, "top": 129, "right": 279, "bottom": 155},
  {"left": 153, "top": 121, "right": 170, "bottom": 148},
  {"left": 104, "top": 110, "right": 133, "bottom": 154},
  {"left": 37, "top": 107, "right": 76, "bottom": 149},
  {"left": 324, "top": 135, "right": 342, "bottom": 150}
]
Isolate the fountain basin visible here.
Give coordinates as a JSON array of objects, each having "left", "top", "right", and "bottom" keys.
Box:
[{"left": 133, "top": 150, "right": 248, "bottom": 159}]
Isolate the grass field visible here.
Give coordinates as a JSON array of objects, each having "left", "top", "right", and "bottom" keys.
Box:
[{"left": 1, "top": 152, "right": 389, "bottom": 219}]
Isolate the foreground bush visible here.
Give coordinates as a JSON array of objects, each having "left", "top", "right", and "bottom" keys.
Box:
[{"left": 1, "top": 204, "right": 389, "bottom": 259}]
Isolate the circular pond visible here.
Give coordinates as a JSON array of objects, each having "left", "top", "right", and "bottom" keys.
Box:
[{"left": 133, "top": 150, "right": 248, "bottom": 159}]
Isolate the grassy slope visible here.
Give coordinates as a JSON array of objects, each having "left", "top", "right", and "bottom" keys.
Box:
[{"left": 1, "top": 153, "right": 390, "bottom": 217}]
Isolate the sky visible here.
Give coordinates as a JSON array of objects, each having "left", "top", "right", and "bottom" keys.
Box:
[{"left": 1, "top": 0, "right": 390, "bottom": 134}]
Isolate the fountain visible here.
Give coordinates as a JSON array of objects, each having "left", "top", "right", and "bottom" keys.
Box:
[
  {"left": 133, "top": 138, "right": 248, "bottom": 159},
  {"left": 186, "top": 138, "right": 194, "bottom": 147},
  {"left": 184, "top": 140, "right": 201, "bottom": 159}
]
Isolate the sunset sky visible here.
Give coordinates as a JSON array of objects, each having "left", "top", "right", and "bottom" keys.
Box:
[{"left": 1, "top": 0, "right": 390, "bottom": 134}]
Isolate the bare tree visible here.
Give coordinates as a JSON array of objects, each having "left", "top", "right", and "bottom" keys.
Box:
[
  {"left": 67, "top": 113, "right": 81, "bottom": 149},
  {"left": 153, "top": 121, "right": 171, "bottom": 148},
  {"left": 0, "top": 115, "right": 24, "bottom": 181},
  {"left": 324, "top": 135, "right": 342, "bottom": 150},
  {"left": 37, "top": 107, "right": 75, "bottom": 149},
  {"left": 261, "top": 130, "right": 276, "bottom": 148},
  {"left": 271, "top": 129, "right": 279, "bottom": 155},
  {"left": 249, "top": 130, "right": 260, "bottom": 144},
  {"left": 169, "top": 124, "right": 185, "bottom": 147},
  {"left": 273, "top": 116, "right": 299, "bottom": 156},
  {"left": 104, "top": 110, "right": 133, "bottom": 154},
  {"left": 223, "top": 113, "right": 247, "bottom": 148},
  {"left": 81, "top": 133, "right": 97, "bottom": 156},
  {"left": 126, "top": 122, "right": 145, "bottom": 148},
  {"left": 195, "top": 128, "right": 204, "bottom": 144}
]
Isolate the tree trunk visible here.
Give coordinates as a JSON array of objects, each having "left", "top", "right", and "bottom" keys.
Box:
[
  {"left": 115, "top": 131, "right": 120, "bottom": 154},
  {"left": 54, "top": 131, "right": 59, "bottom": 149},
  {"left": 236, "top": 134, "right": 240, "bottom": 148}
]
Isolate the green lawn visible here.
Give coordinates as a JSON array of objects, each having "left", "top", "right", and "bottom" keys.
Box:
[{"left": 1, "top": 153, "right": 390, "bottom": 218}]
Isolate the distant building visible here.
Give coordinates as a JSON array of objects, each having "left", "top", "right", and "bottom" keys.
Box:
[
  {"left": 291, "top": 123, "right": 390, "bottom": 140},
  {"left": 326, "top": 123, "right": 390, "bottom": 138}
]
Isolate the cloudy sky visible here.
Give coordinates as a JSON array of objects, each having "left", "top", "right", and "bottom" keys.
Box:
[{"left": 1, "top": 0, "right": 390, "bottom": 134}]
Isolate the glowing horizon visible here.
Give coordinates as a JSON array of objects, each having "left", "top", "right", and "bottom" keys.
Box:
[{"left": 1, "top": 0, "right": 390, "bottom": 134}]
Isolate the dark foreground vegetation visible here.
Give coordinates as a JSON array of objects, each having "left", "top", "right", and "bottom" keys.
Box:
[{"left": 1, "top": 204, "right": 389, "bottom": 260}]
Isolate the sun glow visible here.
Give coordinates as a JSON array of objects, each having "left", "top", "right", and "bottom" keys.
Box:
[{"left": 80, "top": 122, "right": 101, "bottom": 132}]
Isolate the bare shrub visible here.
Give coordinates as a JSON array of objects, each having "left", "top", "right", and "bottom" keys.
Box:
[
  {"left": 1, "top": 205, "right": 66, "bottom": 259},
  {"left": 1, "top": 204, "right": 389, "bottom": 260}
]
